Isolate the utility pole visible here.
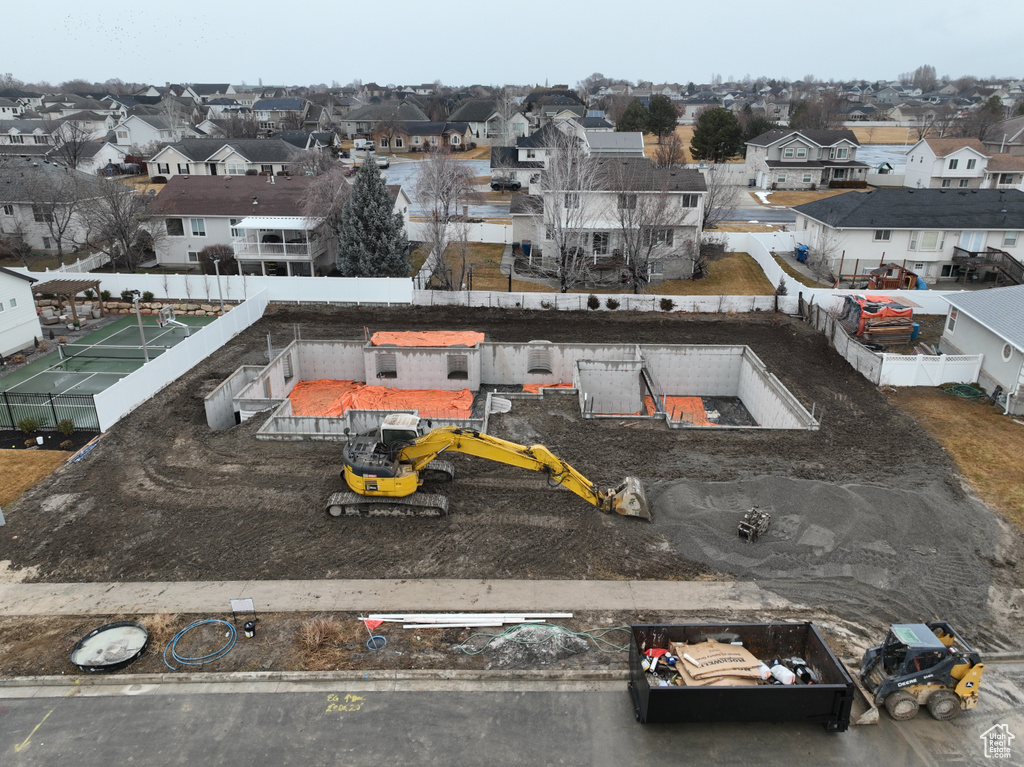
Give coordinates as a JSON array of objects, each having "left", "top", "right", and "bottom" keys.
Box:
[{"left": 212, "top": 256, "right": 225, "bottom": 313}]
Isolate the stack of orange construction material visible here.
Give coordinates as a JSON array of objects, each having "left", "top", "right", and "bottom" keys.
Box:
[
  {"left": 522, "top": 383, "right": 573, "bottom": 393},
  {"left": 668, "top": 640, "right": 763, "bottom": 687},
  {"left": 289, "top": 380, "right": 363, "bottom": 417},
  {"left": 339, "top": 386, "right": 473, "bottom": 419},
  {"left": 370, "top": 331, "right": 485, "bottom": 348}
]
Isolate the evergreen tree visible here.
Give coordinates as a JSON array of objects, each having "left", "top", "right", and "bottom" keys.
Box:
[
  {"left": 647, "top": 95, "right": 678, "bottom": 142},
  {"left": 689, "top": 107, "right": 744, "bottom": 163},
  {"left": 616, "top": 99, "right": 649, "bottom": 132},
  {"left": 741, "top": 115, "right": 779, "bottom": 155},
  {"left": 336, "top": 160, "right": 409, "bottom": 277}
]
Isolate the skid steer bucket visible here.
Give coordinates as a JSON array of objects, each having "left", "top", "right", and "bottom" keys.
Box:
[{"left": 607, "top": 477, "right": 651, "bottom": 521}]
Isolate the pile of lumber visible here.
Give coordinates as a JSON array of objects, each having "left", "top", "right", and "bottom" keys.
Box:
[{"left": 862, "top": 318, "right": 914, "bottom": 345}]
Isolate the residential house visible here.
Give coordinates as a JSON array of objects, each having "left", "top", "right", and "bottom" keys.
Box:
[
  {"left": 301, "top": 104, "right": 332, "bottom": 133},
  {"left": 792, "top": 188, "right": 1024, "bottom": 285},
  {"left": 48, "top": 112, "right": 116, "bottom": 143},
  {"left": 903, "top": 137, "right": 989, "bottom": 189},
  {"left": 274, "top": 130, "right": 338, "bottom": 151},
  {"left": 745, "top": 129, "right": 868, "bottom": 190},
  {"left": 147, "top": 139, "right": 307, "bottom": 180},
  {"left": 0, "top": 266, "right": 39, "bottom": 357},
  {"left": 0, "top": 89, "right": 44, "bottom": 111},
  {"left": 982, "top": 154, "right": 1024, "bottom": 191},
  {"left": 447, "top": 99, "right": 529, "bottom": 145},
  {"left": 252, "top": 98, "right": 309, "bottom": 135},
  {"left": 0, "top": 120, "right": 53, "bottom": 147},
  {"left": 579, "top": 111, "right": 614, "bottom": 131},
  {"left": 189, "top": 84, "right": 237, "bottom": 103},
  {"left": 983, "top": 116, "right": 1024, "bottom": 156},
  {"left": 510, "top": 158, "right": 706, "bottom": 281},
  {"left": 939, "top": 285, "right": 1024, "bottom": 414},
  {"left": 340, "top": 102, "right": 429, "bottom": 139},
  {"left": 676, "top": 94, "right": 720, "bottom": 123},
  {"left": 113, "top": 114, "right": 197, "bottom": 151},
  {"left": 885, "top": 102, "right": 940, "bottom": 124},
  {"left": 0, "top": 97, "right": 24, "bottom": 118},
  {"left": 71, "top": 142, "right": 132, "bottom": 175},
  {"left": 385, "top": 122, "right": 472, "bottom": 153},
  {"left": 0, "top": 157, "right": 110, "bottom": 252}
]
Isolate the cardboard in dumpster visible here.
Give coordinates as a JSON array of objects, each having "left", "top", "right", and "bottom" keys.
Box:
[
  {"left": 670, "top": 640, "right": 761, "bottom": 678},
  {"left": 675, "top": 663, "right": 760, "bottom": 687}
]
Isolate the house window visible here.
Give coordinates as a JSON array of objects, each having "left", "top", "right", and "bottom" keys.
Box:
[
  {"left": 946, "top": 308, "right": 958, "bottom": 333},
  {"left": 33, "top": 135, "right": 47, "bottom": 144},
  {"left": 941, "top": 179, "right": 951, "bottom": 188},
  {"left": 0, "top": 303, "right": 4, "bottom": 312},
  {"left": 2, "top": 204, "right": 13, "bottom": 215},
  {"left": 873, "top": 230, "right": 891, "bottom": 242},
  {"left": 413, "top": 136, "right": 421, "bottom": 145},
  {"left": 379, "top": 137, "right": 389, "bottom": 148},
  {"left": 230, "top": 218, "right": 243, "bottom": 237},
  {"left": 32, "top": 206, "right": 53, "bottom": 223},
  {"left": 796, "top": 147, "right": 807, "bottom": 158},
  {"left": 261, "top": 165, "right": 273, "bottom": 173},
  {"left": 592, "top": 232, "right": 609, "bottom": 255},
  {"left": 526, "top": 148, "right": 536, "bottom": 158},
  {"left": 777, "top": 173, "right": 787, "bottom": 183},
  {"left": 783, "top": 148, "right": 794, "bottom": 158},
  {"left": 681, "top": 194, "right": 698, "bottom": 207},
  {"left": 395, "top": 137, "right": 403, "bottom": 148},
  {"left": 958, "top": 179, "right": 969, "bottom": 188},
  {"left": 802, "top": 173, "right": 812, "bottom": 183},
  {"left": 940, "top": 264, "right": 954, "bottom": 277},
  {"left": 187, "top": 251, "right": 200, "bottom": 263},
  {"left": 1003, "top": 343, "right": 1014, "bottom": 362},
  {"left": 948, "top": 159, "right": 959, "bottom": 170},
  {"left": 117, "top": 131, "right": 129, "bottom": 140},
  {"left": 910, "top": 231, "right": 941, "bottom": 251},
  {"left": 177, "top": 163, "right": 190, "bottom": 174},
  {"left": 450, "top": 135, "right": 460, "bottom": 145},
  {"left": 644, "top": 228, "right": 674, "bottom": 246},
  {"left": 830, "top": 147, "right": 849, "bottom": 159},
  {"left": 157, "top": 163, "right": 170, "bottom": 175},
  {"left": 563, "top": 192, "right": 579, "bottom": 209},
  {"left": 999, "top": 173, "right": 1015, "bottom": 185},
  {"left": 166, "top": 218, "right": 185, "bottom": 236},
  {"left": 967, "top": 159, "right": 977, "bottom": 170},
  {"left": 42, "top": 237, "right": 50, "bottom": 249},
  {"left": 190, "top": 218, "right": 206, "bottom": 237},
  {"left": 1004, "top": 231, "right": 1019, "bottom": 247},
  {"left": 617, "top": 193, "right": 637, "bottom": 210},
  {"left": 9, "top": 135, "right": 24, "bottom": 144},
  {"left": 226, "top": 163, "right": 246, "bottom": 175},
  {"left": 9, "top": 298, "right": 16, "bottom": 308},
  {"left": 832, "top": 168, "right": 847, "bottom": 180}
]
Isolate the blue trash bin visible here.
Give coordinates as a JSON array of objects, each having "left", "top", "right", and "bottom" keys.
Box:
[{"left": 796, "top": 245, "right": 809, "bottom": 263}]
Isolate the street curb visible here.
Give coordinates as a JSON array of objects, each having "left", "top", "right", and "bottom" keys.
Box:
[{"left": 0, "top": 668, "right": 629, "bottom": 689}]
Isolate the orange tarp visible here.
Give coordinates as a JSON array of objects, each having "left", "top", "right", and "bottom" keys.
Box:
[
  {"left": 663, "top": 396, "right": 714, "bottom": 426},
  {"left": 522, "top": 383, "right": 574, "bottom": 393},
  {"left": 370, "top": 331, "right": 485, "bottom": 348},
  {"left": 288, "top": 379, "right": 474, "bottom": 418}
]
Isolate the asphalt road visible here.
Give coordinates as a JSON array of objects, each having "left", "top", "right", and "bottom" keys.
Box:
[{"left": 4, "top": 665, "right": 1023, "bottom": 766}]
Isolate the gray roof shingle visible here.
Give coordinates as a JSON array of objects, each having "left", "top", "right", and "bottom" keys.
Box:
[
  {"left": 944, "top": 284, "right": 1024, "bottom": 351},
  {"left": 157, "top": 138, "right": 305, "bottom": 163},
  {"left": 747, "top": 129, "right": 860, "bottom": 147}
]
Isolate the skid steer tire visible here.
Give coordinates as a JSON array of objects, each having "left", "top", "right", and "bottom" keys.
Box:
[
  {"left": 884, "top": 691, "right": 920, "bottom": 721},
  {"left": 926, "top": 690, "right": 961, "bottom": 721}
]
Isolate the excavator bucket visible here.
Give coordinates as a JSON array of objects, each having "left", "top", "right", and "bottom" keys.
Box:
[{"left": 608, "top": 477, "right": 651, "bottom": 521}]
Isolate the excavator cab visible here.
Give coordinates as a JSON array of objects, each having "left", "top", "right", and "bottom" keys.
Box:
[{"left": 378, "top": 413, "right": 425, "bottom": 453}]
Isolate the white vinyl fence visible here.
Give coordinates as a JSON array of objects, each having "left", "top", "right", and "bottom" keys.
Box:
[
  {"left": 408, "top": 221, "right": 512, "bottom": 244},
  {"left": 414, "top": 289, "right": 799, "bottom": 314},
  {"left": 877, "top": 354, "right": 983, "bottom": 387},
  {"left": 93, "top": 290, "right": 269, "bottom": 431}
]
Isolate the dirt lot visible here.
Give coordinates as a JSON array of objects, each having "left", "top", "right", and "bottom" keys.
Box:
[{"left": 2, "top": 306, "right": 1022, "bottom": 655}]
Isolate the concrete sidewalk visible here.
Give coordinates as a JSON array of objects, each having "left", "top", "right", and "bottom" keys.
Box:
[{"left": 0, "top": 579, "right": 796, "bottom": 616}]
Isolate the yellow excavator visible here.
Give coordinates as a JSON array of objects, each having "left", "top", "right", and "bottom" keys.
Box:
[{"left": 326, "top": 413, "right": 650, "bottom": 520}]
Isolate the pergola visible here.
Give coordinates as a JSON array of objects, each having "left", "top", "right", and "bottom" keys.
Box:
[{"left": 31, "top": 277, "right": 105, "bottom": 327}]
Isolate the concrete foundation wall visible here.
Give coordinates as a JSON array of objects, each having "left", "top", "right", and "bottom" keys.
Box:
[
  {"left": 366, "top": 347, "right": 481, "bottom": 391},
  {"left": 640, "top": 346, "right": 744, "bottom": 397},
  {"left": 205, "top": 365, "right": 263, "bottom": 429},
  {"left": 737, "top": 348, "right": 817, "bottom": 429},
  {"left": 578, "top": 360, "right": 644, "bottom": 414},
  {"left": 297, "top": 341, "right": 365, "bottom": 381},
  {"left": 480, "top": 343, "right": 639, "bottom": 385},
  {"left": 236, "top": 341, "right": 299, "bottom": 404}
]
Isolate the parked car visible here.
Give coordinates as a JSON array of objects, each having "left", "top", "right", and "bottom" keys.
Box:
[
  {"left": 490, "top": 178, "right": 521, "bottom": 191},
  {"left": 375, "top": 157, "right": 390, "bottom": 169},
  {"left": 353, "top": 139, "right": 375, "bottom": 151},
  {"left": 342, "top": 165, "right": 358, "bottom": 177}
]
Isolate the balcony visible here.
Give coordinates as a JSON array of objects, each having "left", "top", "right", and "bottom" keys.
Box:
[
  {"left": 232, "top": 236, "right": 324, "bottom": 260},
  {"left": 952, "top": 246, "right": 1023, "bottom": 285}
]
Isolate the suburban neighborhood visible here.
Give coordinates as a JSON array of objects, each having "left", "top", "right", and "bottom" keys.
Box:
[{"left": 2, "top": 10, "right": 1024, "bottom": 761}]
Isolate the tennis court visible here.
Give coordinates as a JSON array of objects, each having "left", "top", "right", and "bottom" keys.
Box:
[{"left": 0, "top": 314, "right": 215, "bottom": 431}]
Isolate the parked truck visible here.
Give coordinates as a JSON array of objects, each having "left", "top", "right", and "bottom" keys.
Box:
[{"left": 628, "top": 622, "right": 855, "bottom": 731}]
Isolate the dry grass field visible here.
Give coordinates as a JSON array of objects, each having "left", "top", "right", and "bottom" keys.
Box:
[
  {"left": 850, "top": 125, "right": 914, "bottom": 145},
  {"left": 887, "top": 389, "right": 1024, "bottom": 531},
  {"left": 0, "top": 451, "right": 68, "bottom": 507},
  {"left": 753, "top": 189, "right": 867, "bottom": 207}
]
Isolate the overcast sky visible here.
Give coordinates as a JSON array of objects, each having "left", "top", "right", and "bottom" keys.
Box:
[{"left": 5, "top": 0, "right": 1021, "bottom": 90}]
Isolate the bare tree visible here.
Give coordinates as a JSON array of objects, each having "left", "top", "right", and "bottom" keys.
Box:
[
  {"left": 700, "top": 164, "right": 740, "bottom": 230},
  {"left": 45, "top": 119, "right": 95, "bottom": 169},
  {"left": 652, "top": 131, "right": 686, "bottom": 167},
  {"left": 290, "top": 147, "right": 334, "bottom": 177},
  {"left": 300, "top": 164, "right": 352, "bottom": 241},
  {"left": 22, "top": 164, "right": 83, "bottom": 265},
  {"left": 537, "top": 130, "right": 599, "bottom": 292},
  {"left": 415, "top": 147, "right": 476, "bottom": 290},
  {"left": 0, "top": 224, "right": 34, "bottom": 267},
  {"left": 494, "top": 87, "right": 522, "bottom": 146},
  {"left": 216, "top": 111, "right": 262, "bottom": 139},
  {"left": 279, "top": 110, "right": 304, "bottom": 131},
  {"left": 372, "top": 106, "right": 403, "bottom": 154},
  {"left": 602, "top": 160, "right": 693, "bottom": 293},
  {"left": 79, "top": 183, "right": 161, "bottom": 273}
]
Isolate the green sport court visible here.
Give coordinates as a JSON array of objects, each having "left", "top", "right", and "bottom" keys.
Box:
[{"left": 0, "top": 315, "right": 215, "bottom": 431}]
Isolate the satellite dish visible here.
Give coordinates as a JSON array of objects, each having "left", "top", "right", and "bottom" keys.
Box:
[{"left": 70, "top": 621, "right": 149, "bottom": 672}]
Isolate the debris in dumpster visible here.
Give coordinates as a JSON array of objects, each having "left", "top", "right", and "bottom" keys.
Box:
[{"left": 640, "top": 639, "right": 824, "bottom": 689}]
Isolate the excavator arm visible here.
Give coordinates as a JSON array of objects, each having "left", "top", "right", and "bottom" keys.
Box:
[{"left": 398, "top": 426, "right": 650, "bottom": 520}]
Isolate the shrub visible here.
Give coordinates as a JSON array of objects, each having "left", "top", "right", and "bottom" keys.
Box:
[
  {"left": 57, "top": 418, "right": 75, "bottom": 437},
  {"left": 17, "top": 417, "right": 39, "bottom": 435},
  {"left": 605, "top": 297, "right": 620, "bottom": 310},
  {"left": 100, "top": 290, "right": 111, "bottom": 302},
  {"left": 298, "top": 616, "right": 344, "bottom": 654},
  {"left": 141, "top": 611, "right": 179, "bottom": 646},
  {"left": 142, "top": 291, "right": 154, "bottom": 303},
  {"left": 587, "top": 294, "right": 600, "bottom": 310},
  {"left": 37, "top": 341, "right": 49, "bottom": 353},
  {"left": 61, "top": 440, "right": 74, "bottom": 451},
  {"left": 58, "top": 336, "right": 67, "bottom": 345},
  {"left": 120, "top": 290, "right": 134, "bottom": 302},
  {"left": 25, "top": 438, "right": 37, "bottom": 449},
  {"left": 11, "top": 354, "right": 26, "bottom": 365},
  {"left": 660, "top": 298, "right": 676, "bottom": 312},
  {"left": 245, "top": 169, "right": 258, "bottom": 175},
  {"left": 83, "top": 289, "right": 95, "bottom": 299}
]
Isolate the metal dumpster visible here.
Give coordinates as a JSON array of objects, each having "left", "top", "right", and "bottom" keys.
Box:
[{"left": 628, "top": 622, "right": 854, "bottom": 731}]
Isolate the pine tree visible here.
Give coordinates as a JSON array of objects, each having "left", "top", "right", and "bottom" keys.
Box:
[
  {"left": 646, "top": 95, "right": 678, "bottom": 142},
  {"left": 616, "top": 99, "right": 649, "bottom": 133},
  {"left": 690, "top": 107, "right": 744, "bottom": 163},
  {"left": 336, "top": 160, "right": 409, "bottom": 277}
]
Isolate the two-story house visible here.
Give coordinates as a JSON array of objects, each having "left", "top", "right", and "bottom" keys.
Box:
[
  {"left": 447, "top": 99, "right": 529, "bottom": 146},
  {"left": 339, "top": 102, "right": 429, "bottom": 139},
  {"left": 745, "top": 129, "right": 868, "bottom": 190},
  {"left": 113, "top": 114, "right": 197, "bottom": 151},
  {"left": 903, "top": 137, "right": 990, "bottom": 189},
  {"left": 0, "top": 120, "right": 54, "bottom": 148},
  {"left": 792, "top": 188, "right": 1024, "bottom": 285},
  {"left": 148, "top": 139, "right": 307, "bottom": 180},
  {"left": 0, "top": 266, "right": 39, "bottom": 358},
  {"left": 252, "top": 98, "right": 310, "bottom": 136}
]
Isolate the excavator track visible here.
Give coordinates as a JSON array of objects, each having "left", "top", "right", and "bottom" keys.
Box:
[
  {"left": 326, "top": 491, "right": 450, "bottom": 518},
  {"left": 419, "top": 460, "right": 455, "bottom": 484}
]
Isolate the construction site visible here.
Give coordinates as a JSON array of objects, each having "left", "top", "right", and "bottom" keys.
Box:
[{"left": 1, "top": 304, "right": 1023, "bottom": 674}]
